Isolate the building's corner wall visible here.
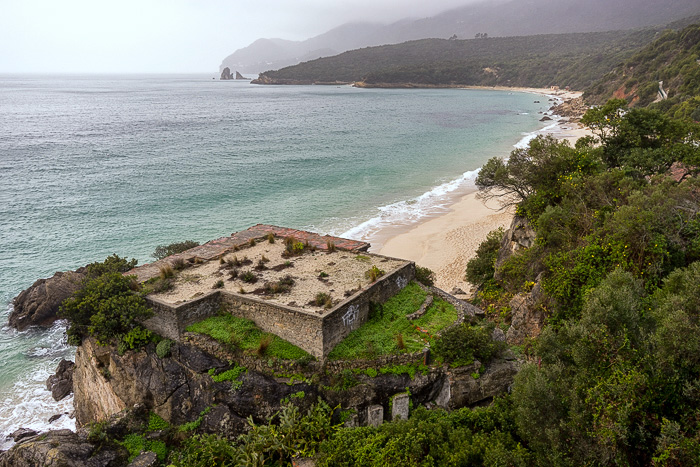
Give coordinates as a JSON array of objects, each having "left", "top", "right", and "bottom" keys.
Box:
[
  {"left": 220, "top": 293, "right": 325, "bottom": 359},
  {"left": 321, "top": 261, "right": 415, "bottom": 358},
  {"left": 144, "top": 292, "right": 221, "bottom": 340}
]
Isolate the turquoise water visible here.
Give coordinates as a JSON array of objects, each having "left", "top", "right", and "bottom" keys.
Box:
[{"left": 0, "top": 74, "right": 552, "bottom": 443}]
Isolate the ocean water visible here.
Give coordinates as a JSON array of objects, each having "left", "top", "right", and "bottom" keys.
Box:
[{"left": 0, "top": 74, "right": 554, "bottom": 445}]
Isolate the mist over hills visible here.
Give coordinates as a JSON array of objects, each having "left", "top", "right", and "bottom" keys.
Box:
[{"left": 220, "top": 0, "right": 700, "bottom": 74}]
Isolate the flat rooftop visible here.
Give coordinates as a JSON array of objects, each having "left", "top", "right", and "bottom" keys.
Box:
[{"left": 129, "top": 225, "right": 409, "bottom": 314}]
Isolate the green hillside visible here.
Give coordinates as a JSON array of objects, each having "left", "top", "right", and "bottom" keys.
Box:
[
  {"left": 585, "top": 22, "right": 700, "bottom": 120},
  {"left": 254, "top": 29, "right": 657, "bottom": 90}
]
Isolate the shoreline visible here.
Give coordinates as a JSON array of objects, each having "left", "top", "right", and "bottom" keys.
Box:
[{"left": 373, "top": 90, "right": 591, "bottom": 294}]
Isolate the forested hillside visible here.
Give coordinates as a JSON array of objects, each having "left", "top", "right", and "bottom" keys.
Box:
[
  {"left": 253, "top": 28, "right": 657, "bottom": 90},
  {"left": 585, "top": 22, "right": 700, "bottom": 119}
]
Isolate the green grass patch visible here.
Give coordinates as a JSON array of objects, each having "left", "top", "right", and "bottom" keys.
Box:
[
  {"left": 380, "top": 364, "right": 430, "bottom": 379},
  {"left": 327, "top": 282, "right": 459, "bottom": 360},
  {"left": 208, "top": 364, "right": 247, "bottom": 390},
  {"left": 187, "top": 314, "right": 312, "bottom": 361}
]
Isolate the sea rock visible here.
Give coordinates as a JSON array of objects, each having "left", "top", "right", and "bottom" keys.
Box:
[
  {"left": 539, "top": 115, "right": 552, "bottom": 121},
  {"left": 0, "top": 429, "right": 118, "bottom": 467},
  {"left": 494, "top": 216, "right": 536, "bottom": 280},
  {"left": 220, "top": 67, "right": 232, "bottom": 80},
  {"left": 9, "top": 428, "right": 38, "bottom": 443},
  {"left": 127, "top": 451, "right": 157, "bottom": 467},
  {"left": 549, "top": 96, "right": 587, "bottom": 119},
  {"left": 506, "top": 275, "right": 546, "bottom": 345},
  {"left": 9, "top": 269, "right": 86, "bottom": 330},
  {"left": 235, "top": 71, "right": 246, "bottom": 80},
  {"left": 48, "top": 413, "right": 65, "bottom": 424},
  {"left": 46, "top": 358, "right": 75, "bottom": 401}
]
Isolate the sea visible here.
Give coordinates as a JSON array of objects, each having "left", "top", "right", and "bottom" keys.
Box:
[{"left": 0, "top": 74, "right": 556, "bottom": 447}]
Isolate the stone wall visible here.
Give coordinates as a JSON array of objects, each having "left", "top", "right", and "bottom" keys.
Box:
[
  {"left": 220, "top": 293, "right": 325, "bottom": 358},
  {"left": 144, "top": 292, "right": 221, "bottom": 341},
  {"left": 322, "top": 260, "right": 415, "bottom": 357},
  {"left": 141, "top": 260, "right": 415, "bottom": 360}
]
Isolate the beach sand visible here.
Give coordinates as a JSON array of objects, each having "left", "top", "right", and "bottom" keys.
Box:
[{"left": 375, "top": 89, "right": 592, "bottom": 294}]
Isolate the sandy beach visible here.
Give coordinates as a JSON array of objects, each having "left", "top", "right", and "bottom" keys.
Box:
[{"left": 374, "top": 88, "right": 592, "bottom": 294}]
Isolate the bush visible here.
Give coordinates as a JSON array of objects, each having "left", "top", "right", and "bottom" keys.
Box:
[
  {"left": 151, "top": 240, "right": 199, "bottom": 261},
  {"left": 465, "top": 228, "right": 504, "bottom": 287},
  {"left": 415, "top": 266, "right": 435, "bottom": 286},
  {"left": 432, "top": 322, "right": 504, "bottom": 366},
  {"left": 365, "top": 266, "right": 385, "bottom": 282},
  {"left": 60, "top": 271, "right": 153, "bottom": 346},
  {"left": 156, "top": 339, "right": 173, "bottom": 358}
]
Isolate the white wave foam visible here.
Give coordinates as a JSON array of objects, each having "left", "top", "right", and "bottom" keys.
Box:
[
  {"left": 340, "top": 168, "right": 480, "bottom": 242},
  {"left": 513, "top": 121, "right": 561, "bottom": 149}
]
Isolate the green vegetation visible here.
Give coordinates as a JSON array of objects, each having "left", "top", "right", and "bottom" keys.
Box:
[
  {"left": 465, "top": 227, "right": 504, "bottom": 288},
  {"left": 327, "top": 282, "right": 459, "bottom": 360},
  {"left": 365, "top": 265, "right": 385, "bottom": 282},
  {"left": 59, "top": 255, "right": 153, "bottom": 347},
  {"left": 414, "top": 265, "right": 435, "bottom": 287},
  {"left": 151, "top": 240, "right": 199, "bottom": 260},
  {"left": 257, "top": 28, "right": 658, "bottom": 90},
  {"left": 432, "top": 322, "right": 505, "bottom": 367},
  {"left": 155, "top": 339, "right": 173, "bottom": 358},
  {"left": 208, "top": 365, "right": 247, "bottom": 391},
  {"left": 186, "top": 314, "right": 312, "bottom": 362},
  {"left": 586, "top": 23, "right": 700, "bottom": 118}
]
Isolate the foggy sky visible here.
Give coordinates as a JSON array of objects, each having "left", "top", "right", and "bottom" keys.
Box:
[{"left": 0, "top": 0, "right": 482, "bottom": 74}]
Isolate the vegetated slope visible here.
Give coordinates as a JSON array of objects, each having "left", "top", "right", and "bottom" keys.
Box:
[
  {"left": 585, "top": 21, "right": 700, "bottom": 119},
  {"left": 253, "top": 28, "right": 657, "bottom": 90},
  {"left": 221, "top": 0, "right": 700, "bottom": 74}
]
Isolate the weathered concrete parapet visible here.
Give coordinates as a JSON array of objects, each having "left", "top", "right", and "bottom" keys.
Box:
[
  {"left": 391, "top": 393, "right": 410, "bottom": 421},
  {"left": 367, "top": 405, "right": 384, "bottom": 427}
]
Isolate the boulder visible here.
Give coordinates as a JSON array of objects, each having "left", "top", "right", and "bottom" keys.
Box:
[
  {"left": 46, "top": 358, "right": 75, "bottom": 401},
  {"left": 494, "top": 216, "right": 536, "bottom": 280},
  {"left": 9, "top": 269, "right": 86, "bottom": 330},
  {"left": 9, "top": 428, "right": 37, "bottom": 443},
  {"left": 0, "top": 429, "right": 123, "bottom": 467},
  {"left": 506, "top": 275, "right": 546, "bottom": 345},
  {"left": 220, "top": 67, "right": 232, "bottom": 80}
]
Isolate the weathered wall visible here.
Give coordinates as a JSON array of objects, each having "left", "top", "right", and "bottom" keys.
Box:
[
  {"left": 144, "top": 292, "right": 221, "bottom": 340},
  {"left": 220, "top": 293, "right": 325, "bottom": 358},
  {"left": 321, "top": 261, "right": 415, "bottom": 357},
  {"left": 141, "top": 261, "right": 415, "bottom": 360}
]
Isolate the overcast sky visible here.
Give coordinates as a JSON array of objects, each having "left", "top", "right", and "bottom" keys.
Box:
[{"left": 0, "top": 0, "right": 480, "bottom": 74}]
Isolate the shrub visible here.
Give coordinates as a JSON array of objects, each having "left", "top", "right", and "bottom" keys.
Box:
[
  {"left": 327, "top": 241, "right": 336, "bottom": 252},
  {"left": 158, "top": 264, "right": 174, "bottom": 280},
  {"left": 156, "top": 339, "right": 173, "bottom": 358},
  {"left": 267, "top": 233, "right": 275, "bottom": 243},
  {"left": 60, "top": 271, "right": 153, "bottom": 346},
  {"left": 315, "top": 292, "right": 333, "bottom": 308},
  {"left": 171, "top": 257, "right": 187, "bottom": 271},
  {"left": 212, "top": 279, "right": 224, "bottom": 289},
  {"left": 241, "top": 271, "right": 257, "bottom": 283},
  {"left": 432, "top": 322, "right": 504, "bottom": 366},
  {"left": 152, "top": 240, "right": 199, "bottom": 260},
  {"left": 257, "top": 335, "right": 273, "bottom": 356},
  {"left": 85, "top": 254, "right": 138, "bottom": 280},
  {"left": 465, "top": 228, "right": 504, "bottom": 286},
  {"left": 249, "top": 238, "right": 256, "bottom": 247},
  {"left": 365, "top": 265, "right": 385, "bottom": 282},
  {"left": 415, "top": 266, "right": 435, "bottom": 286}
]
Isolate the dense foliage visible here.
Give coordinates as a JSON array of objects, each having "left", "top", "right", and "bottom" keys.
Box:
[
  {"left": 256, "top": 29, "right": 658, "bottom": 90},
  {"left": 585, "top": 23, "right": 700, "bottom": 118},
  {"left": 60, "top": 255, "right": 153, "bottom": 347},
  {"left": 151, "top": 240, "right": 199, "bottom": 260}
]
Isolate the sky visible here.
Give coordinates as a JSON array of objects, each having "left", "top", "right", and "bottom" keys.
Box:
[{"left": 0, "top": 0, "right": 480, "bottom": 74}]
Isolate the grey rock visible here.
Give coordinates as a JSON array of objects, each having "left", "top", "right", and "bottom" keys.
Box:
[
  {"left": 491, "top": 327, "right": 506, "bottom": 342},
  {"left": 128, "top": 451, "right": 158, "bottom": 467},
  {"left": 494, "top": 216, "right": 536, "bottom": 280},
  {"left": 10, "top": 269, "right": 85, "bottom": 330},
  {"left": 47, "top": 359, "right": 75, "bottom": 401},
  {"left": 220, "top": 67, "right": 232, "bottom": 80},
  {"left": 391, "top": 393, "right": 410, "bottom": 421},
  {"left": 9, "top": 428, "right": 37, "bottom": 442},
  {"left": 506, "top": 276, "right": 545, "bottom": 345},
  {"left": 367, "top": 405, "right": 383, "bottom": 427}
]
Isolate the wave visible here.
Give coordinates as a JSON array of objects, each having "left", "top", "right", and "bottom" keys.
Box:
[{"left": 340, "top": 168, "right": 480, "bottom": 242}]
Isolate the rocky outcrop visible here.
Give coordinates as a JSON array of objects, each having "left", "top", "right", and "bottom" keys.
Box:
[
  {"left": 506, "top": 275, "right": 546, "bottom": 345},
  {"left": 494, "top": 216, "right": 536, "bottom": 280},
  {"left": 0, "top": 429, "right": 123, "bottom": 467},
  {"left": 220, "top": 67, "right": 232, "bottom": 80},
  {"left": 9, "top": 269, "right": 86, "bottom": 330},
  {"left": 46, "top": 358, "right": 75, "bottom": 401},
  {"left": 549, "top": 96, "right": 587, "bottom": 120},
  {"left": 74, "top": 331, "right": 518, "bottom": 434},
  {"left": 235, "top": 71, "right": 247, "bottom": 80}
]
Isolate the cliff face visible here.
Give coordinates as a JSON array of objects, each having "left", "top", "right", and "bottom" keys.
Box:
[{"left": 73, "top": 334, "right": 519, "bottom": 434}]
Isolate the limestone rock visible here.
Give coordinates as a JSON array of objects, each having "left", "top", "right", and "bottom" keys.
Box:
[
  {"left": 46, "top": 358, "right": 75, "bottom": 401},
  {"left": 0, "top": 429, "right": 122, "bottom": 467},
  {"left": 9, "top": 428, "right": 37, "bottom": 442},
  {"left": 506, "top": 276, "right": 546, "bottom": 345},
  {"left": 494, "top": 216, "right": 536, "bottom": 280},
  {"left": 220, "top": 67, "right": 232, "bottom": 80},
  {"left": 9, "top": 269, "right": 86, "bottom": 330},
  {"left": 127, "top": 451, "right": 157, "bottom": 467}
]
